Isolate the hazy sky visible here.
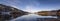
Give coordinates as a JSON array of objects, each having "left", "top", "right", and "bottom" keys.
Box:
[{"left": 0, "top": 0, "right": 60, "bottom": 12}]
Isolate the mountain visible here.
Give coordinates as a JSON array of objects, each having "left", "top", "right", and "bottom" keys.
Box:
[
  {"left": 56, "top": 9, "right": 60, "bottom": 16},
  {"left": 0, "top": 4, "right": 29, "bottom": 21},
  {"left": 36, "top": 10, "right": 58, "bottom": 16}
]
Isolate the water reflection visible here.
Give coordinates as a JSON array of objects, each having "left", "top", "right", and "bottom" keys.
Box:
[{"left": 10, "top": 14, "right": 57, "bottom": 21}]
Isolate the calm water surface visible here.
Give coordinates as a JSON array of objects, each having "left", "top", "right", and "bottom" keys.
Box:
[{"left": 10, "top": 14, "right": 57, "bottom": 21}]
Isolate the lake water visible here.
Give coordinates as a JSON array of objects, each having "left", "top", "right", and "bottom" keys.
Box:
[{"left": 10, "top": 14, "right": 57, "bottom": 21}]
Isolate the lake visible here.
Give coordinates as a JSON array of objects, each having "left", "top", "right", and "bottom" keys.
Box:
[{"left": 10, "top": 14, "right": 57, "bottom": 21}]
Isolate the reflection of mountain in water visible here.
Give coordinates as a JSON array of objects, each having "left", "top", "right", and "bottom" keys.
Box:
[
  {"left": 11, "top": 14, "right": 57, "bottom": 21},
  {"left": 0, "top": 4, "right": 29, "bottom": 21},
  {"left": 0, "top": 4, "right": 58, "bottom": 21}
]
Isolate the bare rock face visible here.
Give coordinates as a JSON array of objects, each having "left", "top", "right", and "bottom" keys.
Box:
[{"left": 0, "top": 4, "right": 28, "bottom": 21}]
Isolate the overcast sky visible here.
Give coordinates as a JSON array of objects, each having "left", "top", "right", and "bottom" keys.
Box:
[{"left": 0, "top": 0, "right": 60, "bottom": 12}]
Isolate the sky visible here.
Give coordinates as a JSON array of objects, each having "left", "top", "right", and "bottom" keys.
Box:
[{"left": 0, "top": 0, "right": 60, "bottom": 12}]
